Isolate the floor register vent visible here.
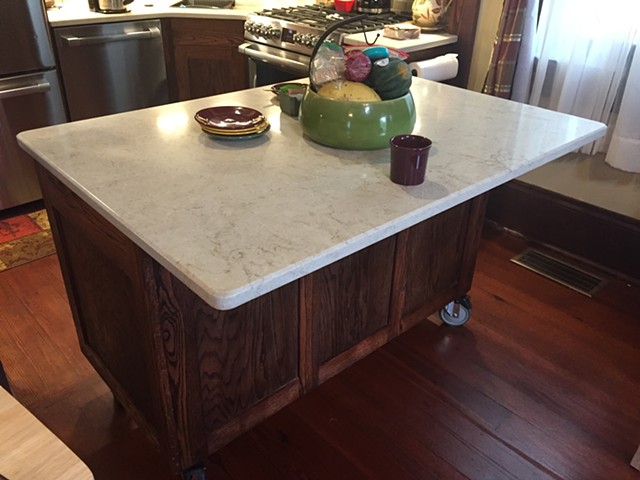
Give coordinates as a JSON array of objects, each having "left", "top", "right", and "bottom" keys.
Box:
[{"left": 510, "top": 248, "right": 605, "bottom": 297}]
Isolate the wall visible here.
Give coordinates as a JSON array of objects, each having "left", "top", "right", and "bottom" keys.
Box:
[
  {"left": 467, "top": 0, "right": 640, "bottom": 221},
  {"left": 519, "top": 154, "right": 640, "bottom": 220},
  {"left": 467, "top": 0, "right": 502, "bottom": 92}
]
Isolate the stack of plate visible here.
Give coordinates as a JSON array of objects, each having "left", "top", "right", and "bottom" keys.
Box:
[{"left": 194, "top": 106, "right": 270, "bottom": 140}]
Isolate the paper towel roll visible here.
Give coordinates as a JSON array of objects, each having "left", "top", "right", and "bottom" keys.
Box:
[{"left": 409, "top": 54, "right": 459, "bottom": 82}]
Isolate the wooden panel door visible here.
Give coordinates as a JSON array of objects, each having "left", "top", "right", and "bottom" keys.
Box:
[
  {"left": 390, "top": 195, "right": 488, "bottom": 332},
  {"left": 163, "top": 18, "right": 248, "bottom": 101},
  {"left": 300, "top": 237, "right": 397, "bottom": 391},
  {"left": 147, "top": 266, "right": 301, "bottom": 454}
]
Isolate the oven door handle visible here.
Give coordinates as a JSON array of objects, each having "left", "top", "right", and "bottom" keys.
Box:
[{"left": 238, "top": 43, "right": 309, "bottom": 74}]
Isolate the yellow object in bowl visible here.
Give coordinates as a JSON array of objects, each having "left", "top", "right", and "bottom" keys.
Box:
[{"left": 317, "top": 81, "right": 381, "bottom": 102}]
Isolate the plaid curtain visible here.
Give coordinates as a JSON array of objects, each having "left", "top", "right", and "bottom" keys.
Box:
[{"left": 482, "top": 0, "right": 528, "bottom": 98}]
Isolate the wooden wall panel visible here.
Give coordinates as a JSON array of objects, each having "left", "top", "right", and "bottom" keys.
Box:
[
  {"left": 446, "top": 0, "right": 482, "bottom": 88},
  {"left": 486, "top": 180, "right": 640, "bottom": 282}
]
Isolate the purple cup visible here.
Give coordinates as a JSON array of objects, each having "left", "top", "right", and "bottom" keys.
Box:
[{"left": 389, "top": 135, "right": 432, "bottom": 186}]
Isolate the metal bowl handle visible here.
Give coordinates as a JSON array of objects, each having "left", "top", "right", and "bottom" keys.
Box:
[{"left": 308, "top": 14, "right": 369, "bottom": 92}]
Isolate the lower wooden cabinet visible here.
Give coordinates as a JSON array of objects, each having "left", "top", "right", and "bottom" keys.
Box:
[
  {"left": 392, "top": 196, "right": 487, "bottom": 331},
  {"left": 300, "top": 236, "right": 397, "bottom": 391},
  {"left": 301, "top": 196, "right": 487, "bottom": 391},
  {"left": 163, "top": 18, "right": 249, "bottom": 101},
  {"left": 37, "top": 163, "right": 487, "bottom": 476}
]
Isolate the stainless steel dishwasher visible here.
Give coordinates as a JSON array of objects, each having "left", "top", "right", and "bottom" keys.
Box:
[{"left": 54, "top": 20, "right": 169, "bottom": 121}]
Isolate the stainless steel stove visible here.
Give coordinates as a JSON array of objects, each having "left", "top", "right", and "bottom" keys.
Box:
[{"left": 238, "top": 5, "right": 410, "bottom": 86}]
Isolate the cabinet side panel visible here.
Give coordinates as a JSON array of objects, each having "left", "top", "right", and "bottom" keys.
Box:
[
  {"left": 397, "top": 195, "right": 488, "bottom": 329},
  {"left": 56, "top": 216, "right": 155, "bottom": 409},
  {"left": 143, "top": 264, "right": 208, "bottom": 471},
  {"left": 164, "top": 276, "right": 300, "bottom": 444},
  {"left": 401, "top": 202, "right": 471, "bottom": 317},
  {"left": 36, "top": 168, "right": 168, "bottom": 452}
]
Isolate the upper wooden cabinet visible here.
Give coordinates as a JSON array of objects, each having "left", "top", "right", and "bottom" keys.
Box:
[{"left": 162, "top": 18, "right": 249, "bottom": 102}]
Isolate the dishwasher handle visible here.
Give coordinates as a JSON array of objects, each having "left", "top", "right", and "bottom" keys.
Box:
[{"left": 60, "top": 26, "right": 161, "bottom": 47}]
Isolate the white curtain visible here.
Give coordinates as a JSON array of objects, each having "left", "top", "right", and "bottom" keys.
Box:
[
  {"left": 605, "top": 46, "right": 640, "bottom": 172},
  {"left": 526, "top": 0, "right": 640, "bottom": 168}
]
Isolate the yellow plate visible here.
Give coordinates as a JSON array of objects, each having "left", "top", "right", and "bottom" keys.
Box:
[
  {"left": 200, "top": 121, "right": 270, "bottom": 136},
  {"left": 201, "top": 123, "right": 271, "bottom": 141}
]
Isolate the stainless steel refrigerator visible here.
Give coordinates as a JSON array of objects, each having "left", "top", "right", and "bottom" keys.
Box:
[{"left": 0, "top": 0, "right": 67, "bottom": 211}]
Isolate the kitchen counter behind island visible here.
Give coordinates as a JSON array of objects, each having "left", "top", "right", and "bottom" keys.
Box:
[{"left": 17, "top": 78, "right": 605, "bottom": 477}]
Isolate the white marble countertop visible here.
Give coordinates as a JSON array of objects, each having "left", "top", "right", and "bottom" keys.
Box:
[
  {"left": 343, "top": 30, "right": 455, "bottom": 53},
  {"left": 18, "top": 78, "right": 606, "bottom": 310},
  {"left": 47, "top": 0, "right": 456, "bottom": 53},
  {"left": 47, "top": 0, "right": 269, "bottom": 25}
]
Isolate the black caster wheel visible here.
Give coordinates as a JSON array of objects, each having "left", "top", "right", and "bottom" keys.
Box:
[
  {"left": 181, "top": 464, "right": 206, "bottom": 480},
  {"left": 439, "top": 295, "right": 472, "bottom": 326}
]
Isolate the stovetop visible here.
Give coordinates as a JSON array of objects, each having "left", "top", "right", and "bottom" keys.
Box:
[
  {"left": 256, "top": 5, "right": 409, "bottom": 34},
  {"left": 244, "top": 5, "right": 410, "bottom": 55}
]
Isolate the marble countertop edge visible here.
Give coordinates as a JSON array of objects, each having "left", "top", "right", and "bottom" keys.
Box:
[
  {"left": 47, "top": 6, "right": 250, "bottom": 27},
  {"left": 165, "top": 179, "right": 532, "bottom": 311},
  {"left": 507, "top": 125, "right": 608, "bottom": 180},
  {"left": 46, "top": 0, "right": 274, "bottom": 26},
  {"left": 186, "top": 124, "right": 608, "bottom": 311}
]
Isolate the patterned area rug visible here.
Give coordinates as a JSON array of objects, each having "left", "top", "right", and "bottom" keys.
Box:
[{"left": 0, "top": 210, "right": 56, "bottom": 272}]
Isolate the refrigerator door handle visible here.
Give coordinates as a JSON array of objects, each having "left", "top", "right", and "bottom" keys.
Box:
[
  {"left": 60, "top": 27, "right": 161, "bottom": 47},
  {"left": 0, "top": 79, "right": 50, "bottom": 101}
]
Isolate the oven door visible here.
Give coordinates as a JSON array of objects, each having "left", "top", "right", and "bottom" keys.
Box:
[{"left": 238, "top": 42, "right": 310, "bottom": 88}]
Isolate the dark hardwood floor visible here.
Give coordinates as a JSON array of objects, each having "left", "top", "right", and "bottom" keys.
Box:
[{"left": 0, "top": 225, "right": 639, "bottom": 479}]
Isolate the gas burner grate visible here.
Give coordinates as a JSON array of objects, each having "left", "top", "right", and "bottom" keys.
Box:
[{"left": 255, "top": 5, "right": 410, "bottom": 33}]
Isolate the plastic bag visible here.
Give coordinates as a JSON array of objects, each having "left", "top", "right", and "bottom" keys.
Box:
[{"left": 310, "top": 42, "right": 345, "bottom": 87}]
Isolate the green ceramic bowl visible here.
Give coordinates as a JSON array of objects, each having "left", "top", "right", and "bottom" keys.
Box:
[{"left": 299, "top": 88, "right": 417, "bottom": 150}]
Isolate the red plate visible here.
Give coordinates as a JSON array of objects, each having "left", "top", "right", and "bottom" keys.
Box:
[{"left": 194, "top": 106, "right": 266, "bottom": 131}]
